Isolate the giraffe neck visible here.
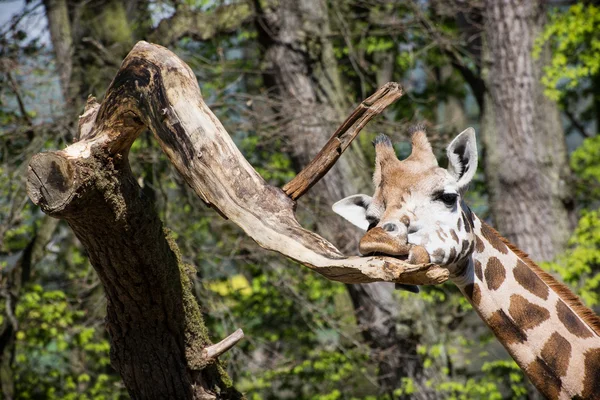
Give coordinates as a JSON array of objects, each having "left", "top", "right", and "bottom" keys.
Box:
[{"left": 452, "top": 214, "right": 600, "bottom": 400}]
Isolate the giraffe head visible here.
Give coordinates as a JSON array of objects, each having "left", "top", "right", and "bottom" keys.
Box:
[{"left": 333, "top": 127, "right": 478, "bottom": 274}]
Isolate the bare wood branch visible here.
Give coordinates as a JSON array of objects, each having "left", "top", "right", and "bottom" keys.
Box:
[
  {"left": 6, "top": 71, "right": 33, "bottom": 126},
  {"left": 27, "top": 42, "right": 448, "bottom": 295},
  {"left": 202, "top": 329, "right": 244, "bottom": 361},
  {"left": 282, "top": 82, "right": 403, "bottom": 201}
]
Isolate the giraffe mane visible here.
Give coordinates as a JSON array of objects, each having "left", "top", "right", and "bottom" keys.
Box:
[{"left": 484, "top": 222, "right": 600, "bottom": 337}]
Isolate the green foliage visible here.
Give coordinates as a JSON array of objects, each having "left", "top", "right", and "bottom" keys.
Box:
[
  {"left": 542, "top": 132, "right": 600, "bottom": 306},
  {"left": 535, "top": 4, "right": 600, "bottom": 101},
  {"left": 570, "top": 135, "right": 600, "bottom": 204},
  {"left": 241, "top": 136, "right": 295, "bottom": 185},
  {"left": 543, "top": 210, "right": 600, "bottom": 306},
  {"left": 13, "top": 284, "right": 126, "bottom": 399}
]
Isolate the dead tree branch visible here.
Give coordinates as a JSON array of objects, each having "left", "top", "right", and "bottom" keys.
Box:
[
  {"left": 203, "top": 329, "right": 245, "bottom": 361},
  {"left": 283, "top": 82, "right": 403, "bottom": 200}
]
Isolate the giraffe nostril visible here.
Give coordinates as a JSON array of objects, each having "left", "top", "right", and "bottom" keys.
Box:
[{"left": 382, "top": 222, "right": 398, "bottom": 233}]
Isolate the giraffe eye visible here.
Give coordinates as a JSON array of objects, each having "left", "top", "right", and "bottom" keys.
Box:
[{"left": 438, "top": 193, "right": 458, "bottom": 207}]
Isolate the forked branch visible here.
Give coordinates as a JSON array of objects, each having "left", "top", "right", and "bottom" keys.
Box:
[{"left": 27, "top": 41, "right": 448, "bottom": 288}]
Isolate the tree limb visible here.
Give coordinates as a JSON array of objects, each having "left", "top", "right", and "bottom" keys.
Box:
[
  {"left": 203, "top": 329, "right": 244, "bottom": 361},
  {"left": 283, "top": 82, "right": 403, "bottom": 200}
]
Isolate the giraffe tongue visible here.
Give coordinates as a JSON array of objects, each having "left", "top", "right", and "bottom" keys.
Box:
[{"left": 359, "top": 227, "right": 411, "bottom": 258}]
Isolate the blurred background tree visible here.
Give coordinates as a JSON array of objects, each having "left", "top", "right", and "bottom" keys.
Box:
[{"left": 0, "top": 0, "right": 598, "bottom": 399}]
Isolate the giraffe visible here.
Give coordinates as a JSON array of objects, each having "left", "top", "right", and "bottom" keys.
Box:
[{"left": 332, "top": 127, "right": 600, "bottom": 399}]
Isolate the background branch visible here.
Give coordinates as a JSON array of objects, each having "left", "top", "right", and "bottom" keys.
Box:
[{"left": 283, "top": 82, "right": 403, "bottom": 200}]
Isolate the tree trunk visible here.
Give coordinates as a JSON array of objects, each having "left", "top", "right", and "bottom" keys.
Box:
[
  {"left": 25, "top": 45, "right": 246, "bottom": 400},
  {"left": 254, "top": 0, "right": 428, "bottom": 396},
  {"left": 43, "top": 0, "right": 73, "bottom": 102},
  {"left": 482, "top": 0, "right": 575, "bottom": 261}
]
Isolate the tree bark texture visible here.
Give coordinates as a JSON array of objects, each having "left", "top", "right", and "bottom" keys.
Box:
[
  {"left": 254, "top": 1, "right": 430, "bottom": 396},
  {"left": 483, "top": 0, "right": 575, "bottom": 261},
  {"left": 26, "top": 42, "right": 446, "bottom": 398},
  {"left": 43, "top": 0, "right": 74, "bottom": 102}
]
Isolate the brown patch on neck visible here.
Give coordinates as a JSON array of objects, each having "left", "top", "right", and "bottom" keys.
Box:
[
  {"left": 474, "top": 259, "right": 483, "bottom": 280},
  {"left": 541, "top": 332, "right": 571, "bottom": 378},
  {"left": 464, "top": 282, "right": 481, "bottom": 307},
  {"left": 484, "top": 257, "right": 506, "bottom": 290},
  {"left": 475, "top": 235, "right": 485, "bottom": 253},
  {"left": 487, "top": 309, "right": 527, "bottom": 345},
  {"left": 526, "top": 358, "right": 562, "bottom": 399},
  {"left": 479, "top": 221, "right": 600, "bottom": 338},
  {"left": 582, "top": 348, "right": 600, "bottom": 399},
  {"left": 556, "top": 300, "right": 594, "bottom": 338},
  {"left": 513, "top": 260, "right": 549, "bottom": 300},
  {"left": 508, "top": 294, "right": 550, "bottom": 331},
  {"left": 480, "top": 222, "right": 508, "bottom": 254}
]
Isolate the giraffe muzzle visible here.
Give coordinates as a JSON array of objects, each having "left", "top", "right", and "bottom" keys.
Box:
[
  {"left": 359, "top": 226, "right": 411, "bottom": 256},
  {"left": 359, "top": 227, "right": 430, "bottom": 264}
]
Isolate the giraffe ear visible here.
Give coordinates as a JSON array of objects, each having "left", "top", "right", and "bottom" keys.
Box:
[
  {"left": 332, "top": 194, "right": 372, "bottom": 231},
  {"left": 447, "top": 127, "right": 478, "bottom": 191}
]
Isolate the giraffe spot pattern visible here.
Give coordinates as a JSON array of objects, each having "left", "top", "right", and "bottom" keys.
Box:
[
  {"left": 436, "top": 229, "right": 445, "bottom": 242},
  {"left": 508, "top": 294, "right": 551, "bottom": 331},
  {"left": 460, "top": 239, "right": 469, "bottom": 255},
  {"left": 448, "top": 247, "right": 457, "bottom": 263},
  {"left": 484, "top": 257, "right": 506, "bottom": 290},
  {"left": 540, "top": 332, "right": 571, "bottom": 378},
  {"left": 457, "top": 217, "right": 463, "bottom": 232},
  {"left": 464, "top": 283, "right": 481, "bottom": 307},
  {"left": 432, "top": 248, "right": 444, "bottom": 260},
  {"left": 453, "top": 260, "right": 469, "bottom": 277},
  {"left": 464, "top": 283, "right": 474, "bottom": 299},
  {"left": 475, "top": 236, "right": 485, "bottom": 253},
  {"left": 487, "top": 310, "right": 526, "bottom": 344},
  {"left": 462, "top": 212, "right": 472, "bottom": 233},
  {"left": 474, "top": 259, "right": 483, "bottom": 281},
  {"left": 556, "top": 300, "right": 593, "bottom": 338},
  {"left": 513, "top": 260, "right": 549, "bottom": 300},
  {"left": 450, "top": 229, "right": 459, "bottom": 243},
  {"left": 526, "top": 357, "right": 562, "bottom": 400},
  {"left": 481, "top": 223, "right": 508, "bottom": 254},
  {"left": 582, "top": 348, "right": 600, "bottom": 399}
]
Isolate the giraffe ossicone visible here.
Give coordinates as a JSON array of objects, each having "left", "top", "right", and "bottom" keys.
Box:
[{"left": 332, "top": 127, "right": 600, "bottom": 400}]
